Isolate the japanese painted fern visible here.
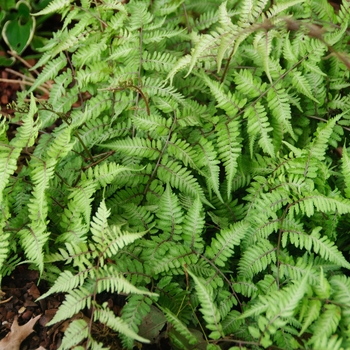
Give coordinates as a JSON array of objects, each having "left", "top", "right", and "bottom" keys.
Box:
[{"left": 1, "top": 0, "right": 350, "bottom": 349}]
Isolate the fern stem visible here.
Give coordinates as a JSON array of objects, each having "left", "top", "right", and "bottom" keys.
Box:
[
  {"left": 7, "top": 51, "right": 40, "bottom": 76},
  {"left": 308, "top": 115, "right": 350, "bottom": 132},
  {"left": 64, "top": 51, "right": 85, "bottom": 109},
  {"left": 182, "top": 3, "right": 192, "bottom": 34},
  {"left": 198, "top": 252, "right": 243, "bottom": 312}
]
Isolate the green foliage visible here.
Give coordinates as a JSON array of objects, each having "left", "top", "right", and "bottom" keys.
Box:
[
  {"left": 0, "top": 0, "right": 52, "bottom": 64},
  {"left": 1, "top": 0, "right": 350, "bottom": 348}
]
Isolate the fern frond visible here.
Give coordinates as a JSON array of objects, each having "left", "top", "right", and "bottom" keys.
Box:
[
  {"left": 94, "top": 224, "right": 146, "bottom": 260},
  {"left": 160, "top": 306, "right": 198, "bottom": 345},
  {"left": 187, "top": 268, "right": 223, "bottom": 340},
  {"left": 155, "top": 185, "right": 183, "bottom": 238},
  {"left": 215, "top": 119, "right": 242, "bottom": 197},
  {"left": 121, "top": 203, "right": 155, "bottom": 233},
  {"left": 120, "top": 295, "right": 153, "bottom": 349},
  {"left": 244, "top": 102, "right": 275, "bottom": 157},
  {"left": 234, "top": 69, "right": 265, "bottom": 99},
  {"left": 299, "top": 299, "right": 322, "bottom": 336},
  {"left": 167, "top": 55, "right": 192, "bottom": 85},
  {"left": 132, "top": 111, "right": 169, "bottom": 137},
  {"left": 94, "top": 307, "right": 150, "bottom": 343},
  {"left": 150, "top": 243, "right": 197, "bottom": 274},
  {"left": 0, "top": 96, "right": 39, "bottom": 200},
  {"left": 267, "top": 85, "right": 295, "bottom": 138},
  {"left": 47, "top": 283, "right": 93, "bottom": 326},
  {"left": 185, "top": 33, "right": 218, "bottom": 78},
  {"left": 196, "top": 138, "right": 222, "bottom": 202},
  {"left": 157, "top": 158, "right": 212, "bottom": 207},
  {"left": 308, "top": 304, "right": 341, "bottom": 346},
  {"left": 32, "top": 0, "right": 70, "bottom": 16},
  {"left": 59, "top": 319, "right": 89, "bottom": 350},
  {"left": 240, "top": 272, "right": 309, "bottom": 322},
  {"left": 167, "top": 135, "right": 200, "bottom": 170},
  {"left": 290, "top": 71, "right": 319, "bottom": 103},
  {"left": 282, "top": 227, "right": 350, "bottom": 269},
  {"left": 307, "top": 115, "right": 341, "bottom": 162},
  {"left": 206, "top": 221, "right": 250, "bottom": 267},
  {"left": 181, "top": 196, "right": 205, "bottom": 251},
  {"left": 290, "top": 192, "right": 350, "bottom": 218},
  {"left": 329, "top": 275, "right": 350, "bottom": 324},
  {"left": 100, "top": 137, "right": 162, "bottom": 160},
  {"left": 200, "top": 73, "right": 247, "bottom": 118},
  {"left": 266, "top": 0, "right": 305, "bottom": 18},
  {"left": 238, "top": 239, "right": 277, "bottom": 278}
]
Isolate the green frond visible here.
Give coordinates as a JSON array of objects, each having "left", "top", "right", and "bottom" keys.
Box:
[
  {"left": 267, "top": 86, "right": 295, "bottom": 138},
  {"left": 309, "top": 304, "right": 341, "bottom": 346},
  {"left": 121, "top": 203, "right": 155, "bottom": 232},
  {"left": 240, "top": 0, "right": 269, "bottom": 25},
  {"left": 72, "top": 37, "right": 108, "bottom": 67},
  {"left": 238, "top": 239, "right": 277, "bottom": 278},
  {"left": 88, "top": 162, "right": 137, "bottom": 188},
  {"left": 266, "top": 0, "right": 305, "bottom": 18},
  {"left": 59, "top": 319, "right": 89, "bottom": 350},
  {"left": 157, "top": 158, "right": 212, "bottom": 207},
  {"left": 299, "top": 299, "right": 322, "bottom": 336},
  {"left": 222, "top": 310, "right": 243, "bottom": 335},
  {"left": 167, "top": 55, "right": 192, "bottom": 85},
  {"left": 149, "top": 243, "right": 198, "bottom": 274},
  {"left": 167, "top": 135, "right": 200, "bottom": 170},
  {"left": 279, "top": 252, "right": 323, "bottom": 285},
  {"left": 132, "top": 111, "right": 170, "bottom": 137},
  {"left": 0, "top": 95, "right": 39, "bottom": 199},
  {"left": 200, "top": 73, "right": 247, "bottom": 118},
  {"left": 310, "top": 334, "right": 343, "bottom": 350},
  {"left": 196, "top": 138, "right": 222, "bottom": 202},
  {"left": 94, "top": 224, "right": 146, "bottom": 260},
  {"left": 289, "top": 71, "right": 319, "bottom": 103},
  {"left": 306, "top": 115, "right": 341, "bottom": 162},
  {"left": 5, "top": 1, "right": 350, "bottom": 348},
  {"left": 187, "top": 268, "right": 223, "bottom": 340},
  {"left": 47, "top": 283, "right": 93, "bottom": 326},
  {"left": 329, "top": 275, "right": 350, "bottom": 328},
  {"left": 181, "top": 196, "right": 205, "bottom": 251},
  {"left": 282, "top": 227, "right": 350, "bottom": 269},
  {"left": 155, "top": 185, "right": 183, "bottom": 238},
  {"left": 157, "top": 276, "right": 192, "bottom": 322},
  {"left": 94, "top": 307, "right": 150, "bottom": 343},
  {"left": 160, "top": 306, "right": 198, "bottom": 345},
  {"left": 185, "top": 33, "right": 218, "bottom": 78},
  {"left": 240, "top": 272, "right": 309, "bottom": 323},
  {"left": 311, "top": 0, "right": 337, "bottom": 23},
  {"left": 290, "top": 191, "right": 350, "bottom": 217},
  {"left": 215, "top": 119, "right": 242, "bottom": 197},
  {"left": 120, "top": 295, "right": 153, "bottom": 349},
  {"left": 244, "top": 102, "right": 275, "bottom": 157},
  {"left": 206, "top": 221, "right": 250, "bottom": 267},
  {"left": 234, "top": 69, "right": 265, "bottom": 99},
  {"left": 32, "top": 0, "right": 70, "bottom": 16},
  {"left": 143, "top": 77, "right": 189, "bottom": 110},
  {"left": 38, "top": 270, "right": 88, "bottom": 300}
]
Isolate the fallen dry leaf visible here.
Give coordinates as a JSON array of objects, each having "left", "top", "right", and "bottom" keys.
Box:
[{"left": 0, "top": 314, "right": 41, "bottom": 350}]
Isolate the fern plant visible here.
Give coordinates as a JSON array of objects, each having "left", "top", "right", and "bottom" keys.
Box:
[{"left": 2, "top": 0, "right": 350, "bottom": 349}]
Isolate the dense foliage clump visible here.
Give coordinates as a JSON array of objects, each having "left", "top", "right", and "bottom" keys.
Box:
[{"left": 2, "top": 0, "right": 350, "bottom": 349}]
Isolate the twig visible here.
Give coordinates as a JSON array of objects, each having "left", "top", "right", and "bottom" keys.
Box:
[
  {"left": 7, "top": 50, "right": 40, "bottom": 75},
  {"left": 0, "top": 78, "right": 50, "bottom": 95}
]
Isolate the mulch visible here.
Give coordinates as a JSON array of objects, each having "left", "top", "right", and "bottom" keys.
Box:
[{"left": 0, "top": 266, "right": 61, "bottom": 349}]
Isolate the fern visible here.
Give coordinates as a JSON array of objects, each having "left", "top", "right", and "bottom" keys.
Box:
[{"left": 3, "top": 0, "right": 350, "bottom": 348}]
